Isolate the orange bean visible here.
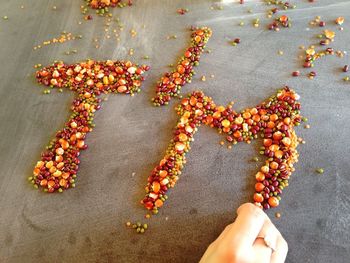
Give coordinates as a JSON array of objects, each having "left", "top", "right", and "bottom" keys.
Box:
[
  {"left": 57, "top": 162, "right": 64, "bottom": 169},
  {"left": 117, "top": 85, "right": 127, "bottom": 93},
  {"left": 261, "top": 166, "right": 269, "bottom": 174},
  {"left": 177, "top": 65, "right": 185, "bottom": 74},
  {"left": 194, "top": 35, "right": 201, "bottom": 42},
  {"left": 60, "top": 139, "right": 69, "bottom": 150},
  {"left": 221, "top": 119, "right": 231, "bottom": 128},
  {"left": 155, "top": 199, "right": 164, "bottom": 207},
  {"left": 264, "top": 139, "right": 272, "bottom": 147},
  {"left": 269, "top": 144, "right": 280, "bottom": 152},
  {"left": 255, "top": 182, "right": 265, "bottom": 192},
  {"left": 217, "top": 106, "right": 226, "bottom": 112},
  {"left": 48, "top": 180, "right": 55, "bottom": 188},
  {"left": 178, "top": 133, "right": 188, "bottom": 142},
  {"left": 254, "top": 193, "right": 264, "bottom": 203},
  {"left": 175, "top": 142, "right": 185, "bottom": 152},
  {"left": 33, "top": 168, "right": 40, "bottom": 176},
  {"left": 46, "top": 161, "right": 54, "bottom": 169},
  {"left": 255, "top": 172, "right": 265, "bottom": 182},
  {"left": 55, "top": 155, "right": 63, "bottom": 162},
  {"left": 152, "top": 181, "right": 161, "bottom": 193},
  {"left": 283, "top": 117, "right": 291, "bottom": 125},
  {"left": 273, "top": 131, "right": 282, "bottom": 141},
  {"left": 40, "top": 179, "right": 48, "bottom": 186},
  {"left": 190, "top": 96, "right": 197, "bottom": 106},
  {"left": 246, "top": 119, "right": 254, "bottom": 125},
  {"left": 270, "top": 114, "right": 278, "bottom": 121},
  {"left": 261, "top": 115, "right": 269, "bottom": 121},
  {"left": 233, "top": 131, "right": 242, "bottom": 138},
  {"left": 268, "top": 197, "right": 279, "bottom": 207},
  {"left": 77, "top": 140, "right": 85, "bottom": 148},
  {"left": 213, "top": 111, "right": 221, "bottom": 119},
  {"left": 159, "top": 170, "right": 168, "bottom": 178},
  {"left": 270, "top": 161, "right": 279, "bottom": 170},
  {"left": 282, "top": 137, "right": 291, "bottom": 147},
  {"left": 59, "top": 179, "right": 67, "bottom": 187},
  {"left": 243, "top": 112, "right": 251, "bottom": 119},
  {"left": 62, "top": 172, "right": 70, "bottom": 179},
  {"left": 275, "top": 150, "right": 283, "bottom": 159},
  {"left": 49, "top": 166, "right": 57, "bottom": 174},
  {"left": 235, "top": 116, "right": 244, "bottom": 124},
  {"left": 267, "top": 121, "right": 275, "bottom": 129}
]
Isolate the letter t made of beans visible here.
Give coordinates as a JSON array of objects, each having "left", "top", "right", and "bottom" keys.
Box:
[{"left": 31, "top": 60, "right": 149, "bottom": 192}]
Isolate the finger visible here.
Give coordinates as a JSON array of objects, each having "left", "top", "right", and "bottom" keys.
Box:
[
  {"left": 256, "top": 219, "right": 281, "bottom": 252},
  {"left": 270, "top": 236, "right": 288, "bottom": 263},
  {"left": 252, "top": 238, "right": 272, "bottom": 263},
  {"left": 225, "top": 203, "right": 269, "bottom": 248}
]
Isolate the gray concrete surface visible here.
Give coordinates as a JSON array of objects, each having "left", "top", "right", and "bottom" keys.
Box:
[{"left": 1, "top": 0, "right": 350, "bottom": 262}]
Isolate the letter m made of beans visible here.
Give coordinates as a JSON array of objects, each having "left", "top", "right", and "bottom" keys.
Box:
[
  {"left": 142, "top": 87, "right": 302, "bottom": 212},
  {"left": 30, "top": 60, "right": 149, "bottom": 192}
]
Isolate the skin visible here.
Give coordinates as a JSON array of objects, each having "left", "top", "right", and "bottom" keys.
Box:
[{"left": 199, "top": 203, "right": 288, "bottom": 263}]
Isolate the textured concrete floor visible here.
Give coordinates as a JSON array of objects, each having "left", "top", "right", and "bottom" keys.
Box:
[{"left": 0, "top": 0, "right": 350, "bottom": 262}]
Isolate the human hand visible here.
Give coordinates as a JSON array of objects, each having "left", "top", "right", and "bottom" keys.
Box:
[{"left": 199, "top": 203, "right": 288, "bottom": 263}]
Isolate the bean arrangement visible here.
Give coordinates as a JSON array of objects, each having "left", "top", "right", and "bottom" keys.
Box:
[
  {"left": 152, "top": 27, "right": 212, "bottom": 106},
  {"left": 21, "top": 0, "right": 346, "bottom": 234},
  {"left": 142, "top": 87, "right": 301, "bottom": 213},
  {"left": 30, "top": 60, "right": 149, "bottom": 192}
]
